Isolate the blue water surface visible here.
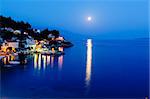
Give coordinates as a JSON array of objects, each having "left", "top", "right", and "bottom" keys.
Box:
[{"left": 1, "top": 39, "right": 149, "bottom": 98}]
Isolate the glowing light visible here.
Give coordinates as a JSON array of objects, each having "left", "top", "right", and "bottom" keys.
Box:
[
  {"left": 51, "top": 56, "right": 54, "bottom": 68},
  {"left": 85, "top": 39, "right": 92, "bottom": 87},
  {"left": 52, "top": 48, "right": 55, "bottom": 53},
  {"left": 145, "top": 97, "right": 148, "bottom": 99},
  {"left": 34, "top": 54, "right": 38, "bottom": 69},
  {"left": 38, "top": 54, "right": 41, "bottom": 70},
  {"left": 87, "top": 16, "right": 92, "bottom": 21},
  {"left": 55, "top": 37, "right": 64, "bottom": 41},
  {"left": 58, "top": 47, "right": 64, "bottom": 52},
  {"left": 47, "top": 56, "right": 51, "bottom": 65},
  {"left": 2, "top": 55, "right": 15, "bottom": 65},
  {"left": 58, "top": 55, "right": 63, "bottom": 70},
  {"left": 10, "top": 55, "right": 15, "bottom": 60},
  {"left": 3, "top": 57, "right": 7, "bottom": 65},
  {"left": 42, "top": 55, "right": 46, "bottom": 70},
  {"left": 36, "top": 44, "right": 42, "bottom": 52}
]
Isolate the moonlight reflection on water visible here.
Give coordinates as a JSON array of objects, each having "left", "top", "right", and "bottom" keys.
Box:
[{"left": 85, "top": 39, "right": 92, "bottom": 88}]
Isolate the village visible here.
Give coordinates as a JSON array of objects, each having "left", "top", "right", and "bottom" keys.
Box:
[{"left": 0, "top": 16, "right": 73, "bottom": 66}]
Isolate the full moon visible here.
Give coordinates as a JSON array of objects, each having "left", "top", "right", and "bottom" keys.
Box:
[{"left": 87, "top": 16, "right": 92, "bottom": 21}]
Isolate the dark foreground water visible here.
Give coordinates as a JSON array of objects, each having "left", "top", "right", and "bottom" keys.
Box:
[{"left": 1, "top": 39, "right": 149, "bottom": 98}]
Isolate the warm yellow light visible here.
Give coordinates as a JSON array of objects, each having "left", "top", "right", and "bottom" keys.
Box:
[
  {"left": 10, "top": 55, "right": 15, "bottom": 60},
  {"left": 55, "top": 37, "right": 64, "bottom": 41},
  {"left": 52, "top": 48, "right": 55, "bottom": 53},
  {"left": 58, "top": 47, "right": 63, "bottom": 52},
  {"left": 58, "top": 55, "right": 63, "bottom": 70},
  {"left": 42, "top": 55, "right": 46, "bottom": 70},
  {"left": 47, "top": 56, "right": 51, "bottom": 65},
  {"left": 85, "top": 39, "right": 92, "bottom": 87},
  {"left": 34, "top": 54, "right": 38, "bottom": 69},
  {"left": 3, "top": 57, "right": 7, "bottom": 65}
]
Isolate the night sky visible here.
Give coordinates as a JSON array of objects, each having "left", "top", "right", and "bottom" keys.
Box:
[{"left": 0, "top": 0, "right": 148, "bottom": 39}]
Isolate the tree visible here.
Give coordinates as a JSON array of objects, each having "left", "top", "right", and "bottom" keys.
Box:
[
  {"left": 0, "top": 16, "right": 32, "bottom": 30},
  {"left": 1, "top": 30, "right": 14, "bottom": 40},
  {"left": 51, "top": 30, "right": 60, "bottom": 38}
]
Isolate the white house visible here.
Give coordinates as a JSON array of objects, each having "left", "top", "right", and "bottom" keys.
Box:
[
  {"left": 26, "top": 36, "right": 36, "bottom": 51},
  {"left": 48, "top": 34, "right": 55, "bottom": 39},
  {"left": 13, "top": 30, "right": 21, "bottom": 35},
  {"left": 33, "top": 29, "right": 40, "bottom": 34}
]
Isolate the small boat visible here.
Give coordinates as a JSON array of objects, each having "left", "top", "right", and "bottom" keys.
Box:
[{"left": 9, "top": 61, "right": 20, "bottom": 65}]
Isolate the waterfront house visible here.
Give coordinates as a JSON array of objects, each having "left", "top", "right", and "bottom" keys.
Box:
[
  {"left": 1, "top": 40, "right": 19, "bottom": 52},
  {"left": 55, "top": 36, "right": 64, "bottom": 41},
  {"left": 25, "top": 36, "right": 36, "bottom": 51}
]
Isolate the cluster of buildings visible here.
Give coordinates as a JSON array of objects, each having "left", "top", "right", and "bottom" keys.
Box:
[
  {"left": 0, "top": 27, "right": 67, "bottom": 66},
  {"left": 0, "top": 27, "right": 65, "bottom": 55}
]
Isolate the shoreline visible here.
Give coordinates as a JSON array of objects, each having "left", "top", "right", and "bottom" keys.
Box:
[{"left": 0, "top": 16, "right": 73, "bottom": 67}]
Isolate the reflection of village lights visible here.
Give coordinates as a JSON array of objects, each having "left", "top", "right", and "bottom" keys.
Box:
[
  {"left": 2, "top": 55, "right": 15, "bottom": 65},
  {"left": 47, "top": 56, "right": 51, "bottom": 65},
  {"left": 34, "top": 54, "right": 38, "bottom": 69},
  {"left": 34, "top": 54, "right": 48, "bottom": 70},
  {"left": 34, "top": 54, "right": 65, "bottom": 70},
  {"left": 3, "top": 57, "right": 7, "bottom": 65},
  {"left": 38, "top": 54, "right": 41, "bottom": 70},
  {"left": 85, "top": 39, "right": 92, "bottom": 87},
  {"left": 33, "top": 54, "right": 64, "bottom": 70},
  {"left": 42, "top": 55, "right": 46, "bottom": 70},
  {"left": 58, "top": 55, "right": 63, "bottom": 70},
  {"left": 51, "top": 56, "right": 54, "bottom": 68},
  {"left": 7, "top": 56, "right": 10, "bottom": 63}
]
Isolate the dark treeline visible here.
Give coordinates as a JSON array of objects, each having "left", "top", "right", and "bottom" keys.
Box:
[
  {"left": 0, "top": 16, "right": 31, "bottom": 30},
  {"left": 0, "top": 16, "right": 60, "bottom": 40}
]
